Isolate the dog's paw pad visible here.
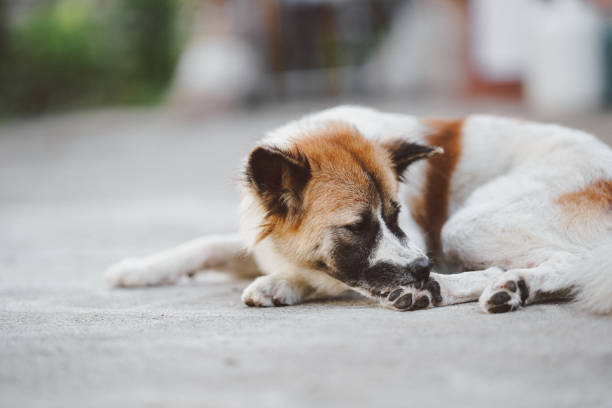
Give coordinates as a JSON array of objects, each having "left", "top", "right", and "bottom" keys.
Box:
[
  {"left": 490, "top": 291, "right": 511, "bottom": 305},
  {"left": 388, "top": 288, "right": 404, "bottom": 302},
  {"left": 486, "top": 291, "right": 517, "bottom": 313},
  {"left": 393, "top": 293, "right": 413, "bottom": 310},
  {"left": 480, "top": 278, "right": 529, "bottom": 314},
  {"left": 383, "top": 278, "right": 442, "bottom": 311},
  {"left": 413, "top": 295, "right": 430, "bottom": 309},
  {"left": 390, "top": 291, "right": 430, "bottom": 311}
]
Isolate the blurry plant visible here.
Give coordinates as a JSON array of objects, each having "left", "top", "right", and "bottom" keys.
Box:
[
  {"left": 0, "top": 0, "right": 184, "bottom": 116},
  {"left": 2, "top": 0, "right": 102, "bottom": 113},
  {"left": 102, "top": 0, "right": 184, "bottom": 104}
]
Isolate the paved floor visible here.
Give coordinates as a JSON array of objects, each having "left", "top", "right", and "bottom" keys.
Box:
[{"left": 1, "top": 99, "right": 612, "bottom": 408}]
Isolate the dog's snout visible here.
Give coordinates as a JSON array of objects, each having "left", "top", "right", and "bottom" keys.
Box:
[{"left": 411, "top": 257, "right": 432, "bottom": 281}]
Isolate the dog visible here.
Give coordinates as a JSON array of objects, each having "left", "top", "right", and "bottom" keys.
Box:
[{"left": 106, "top": 106, "right": 612, "bottom": 314}]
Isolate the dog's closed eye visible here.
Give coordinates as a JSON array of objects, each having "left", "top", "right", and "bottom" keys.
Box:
[
  {"left": 387, "top": 201, "right": 401, "bottom": 224},
  {"left": 341, "top": 212, "right": 374, "bottom": 234},
  {"left": 342, "top": 219, "right": 369, "bottom": 233}
]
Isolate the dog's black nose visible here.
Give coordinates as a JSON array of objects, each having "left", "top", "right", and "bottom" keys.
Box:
[{"left": 411, "top": 257, "right": 432, "bottom": 281}]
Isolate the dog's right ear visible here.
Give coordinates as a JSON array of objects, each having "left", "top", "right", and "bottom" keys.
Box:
[
  {"left": 380, "top": 138, "right": 443, "bottom": 181},
  {"left": 246, "top": 146, "right": 311, "bottom": 217}
]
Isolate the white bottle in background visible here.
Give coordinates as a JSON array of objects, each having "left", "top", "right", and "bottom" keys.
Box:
[{"left": 524, "top": 0, "right": 603, "bottom": 115}]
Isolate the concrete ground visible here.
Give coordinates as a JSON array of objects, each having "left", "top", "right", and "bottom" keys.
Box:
[{"left": 1, "top": 99, "right": 612, "bottom": 408}]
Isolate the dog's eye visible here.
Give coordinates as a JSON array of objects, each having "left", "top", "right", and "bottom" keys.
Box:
[
  {"left": 342, "top": 218, "right": 369, "bottom": 233},
  {"left": 385, "top": 202, "right": 406, "bottom": 239},
  {"left": 388, "top": 208, "right": 400, "bottom": 226},
  {"left": 387, "top": 201, "right": 401, "bottom": 225}
]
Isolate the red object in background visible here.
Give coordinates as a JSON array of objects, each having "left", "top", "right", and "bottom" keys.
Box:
[
  {"left": 590, "top": 0, "right": 612, "bottom": 10},
  {"left": 459, "top": 0, "right": 522, "bottom": 100}
]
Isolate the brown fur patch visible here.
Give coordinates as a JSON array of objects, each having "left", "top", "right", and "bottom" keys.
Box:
[
  {"left": 556, "top": 179, "right": 612, "bottom": 219},
  {"left": 254, "top": 123, "right": 399, "bottom": 264},
  {"left": 411, "top": 119, "right": 464, "bottom": 257}
]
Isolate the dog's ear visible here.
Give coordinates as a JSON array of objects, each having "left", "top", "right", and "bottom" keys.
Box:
[
  {"left": 246, "top": 146, "right": 311, "bottom": 217},
  {"left": 380, "top": 139, "right": 443, "bottom": 180}
]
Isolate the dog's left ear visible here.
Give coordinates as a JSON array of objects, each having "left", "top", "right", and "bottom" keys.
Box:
[
  {"left": 246, "top": 145, "right": 311, "bottom": 218},
  {"left": 380, "top": 139, "right": 443, "bottom": 180}
]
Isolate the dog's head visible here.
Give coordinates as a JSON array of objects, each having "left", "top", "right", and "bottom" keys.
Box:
[{"left": 246, "top": 123, "right": 440, "bottom": 296}]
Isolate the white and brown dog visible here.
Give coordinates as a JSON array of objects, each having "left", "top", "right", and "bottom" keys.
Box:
[{"left": 106, "top": 106, "right": 612, "bottom": 314}]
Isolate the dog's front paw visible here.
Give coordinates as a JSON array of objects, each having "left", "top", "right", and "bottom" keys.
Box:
[
  {"left": 241, "top": 275, "right": 303, "bottom": 307},
  {"left": 105, "top": 258, "right": 168, "bottom": 287},
  {"left": 381, "top": 278, "right": 443, "bottom": 311},
  {"left": 479, "top": 274, "right": 529, "bottom": 313}
]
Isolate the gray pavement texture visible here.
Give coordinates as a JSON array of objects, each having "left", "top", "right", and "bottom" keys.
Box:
[{"left": 1, "top": 99, "right": 612, "bottom": 408}]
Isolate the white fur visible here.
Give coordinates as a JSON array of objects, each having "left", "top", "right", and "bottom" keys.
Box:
[
  {"left": 241, "top": 275, "right": 305, "bottom": 307},
  {"left": 369, "top": 208, "right": 424, "bottom": 267},
  {"left": 569, "top": 238, "right": 612, "bottom": 314},
  {"left": 105, "top": 234, "right": 258, "bottom": 287},
  {"left": 106, "top": 106, "right": 612, "bottom": 314}
]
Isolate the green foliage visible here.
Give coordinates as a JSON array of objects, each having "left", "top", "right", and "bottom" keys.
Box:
[{"left": 0, "top": 0, "right": 184, "bottom": 116}]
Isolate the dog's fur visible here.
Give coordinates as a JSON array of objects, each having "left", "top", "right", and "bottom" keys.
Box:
[{"left": 106, "top": 106, "right": 612, "bottom": 314}]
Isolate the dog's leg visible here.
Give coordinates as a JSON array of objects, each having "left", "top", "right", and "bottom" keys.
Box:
[
  {"left": 380, "top": 267, "right": 505, "bottom": 311},
  {"left": 241, "top": 269, "right": 350, "bottom": 307},
  {"left": 479, "top": 254, "right": 578, "bottom": 313},
  {"left": 241, "top": 274, "right": 310, "bottom": 307},
  {"left": 434, "top": 268, "right": 507, "bottom": 305},
  {"left": 106, "top": 234, "right": 259, "bottom": 287}
]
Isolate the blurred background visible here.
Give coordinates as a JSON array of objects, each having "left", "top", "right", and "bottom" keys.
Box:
[{"left": 1, "top": 0, "right": 611, "bottom": 117}]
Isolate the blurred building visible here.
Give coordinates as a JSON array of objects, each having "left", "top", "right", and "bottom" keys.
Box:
[
  {"left": 1, "top": 0, "right": 611, "bottom": 117},
  {"left": 171, "top": 0, "right": 466, "bottom": 107}
]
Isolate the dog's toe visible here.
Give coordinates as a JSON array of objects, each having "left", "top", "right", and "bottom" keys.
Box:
[
  {"left": 382, "top": 277, "right": 442, "bottom": 311},
  {"left": 393, "top": 293, "right": 413, "bottom": 310},
  {"left": 413, "top": 295, "right": 430, "bottom": 309},
  {"left": 490, "top": 291, "right": 511, "bottom": 305},
  {"left": 388, "top": 288, "right": 404, "bottom": 302},
  {"left": 486, "top": 290, "right": 518, "bottom": 313}
]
